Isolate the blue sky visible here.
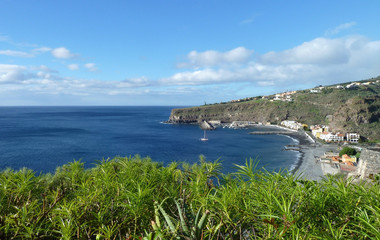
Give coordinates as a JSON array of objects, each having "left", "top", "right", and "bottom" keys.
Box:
[{"left": 1, "top": 1, "right": 380, "bottom": 106}]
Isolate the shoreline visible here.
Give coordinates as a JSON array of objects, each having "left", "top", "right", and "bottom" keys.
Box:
[
  {"left": 250, "top": 125, "right": 330, "bottom": 181},
  {"left": 167, "top": 122, "right": 331, "bottom": 180},
  {"left": 169, "top": 122, "right": 334, "bottom": 180}
]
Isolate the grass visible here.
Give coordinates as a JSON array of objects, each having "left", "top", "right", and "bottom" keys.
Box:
[{"left": 0, "top": 156, "right": 379, "bottom": 239}]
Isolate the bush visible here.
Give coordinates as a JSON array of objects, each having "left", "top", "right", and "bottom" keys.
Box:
[
  {"left": 1, "top": 157, "right": 379, "bottom": 239},
  {"left": 339, "top": 147, "right": 357, "bottom": 157}
]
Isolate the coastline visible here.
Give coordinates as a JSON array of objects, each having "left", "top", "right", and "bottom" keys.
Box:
[{"left": 252, "top": 125, "right": 330, "bottom": 181}]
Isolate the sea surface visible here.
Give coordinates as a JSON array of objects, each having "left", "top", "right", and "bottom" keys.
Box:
[{"left": 0, "top": 106, "right": 299, "bottom": 174}]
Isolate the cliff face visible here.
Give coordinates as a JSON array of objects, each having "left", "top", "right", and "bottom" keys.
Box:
[
  {"left": 169, "top": 101, "right": 295, "bottom": 124},
  {"left": 169, "top": 79, "right": 380, "bottom": 141},
  {"left": 329, "top": 97, "right": 380, "bottom": 140}
]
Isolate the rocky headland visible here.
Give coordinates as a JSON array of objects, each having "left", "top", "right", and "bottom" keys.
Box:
[{"left": 169, "top": 77, "right": 380, "bottom": 141}]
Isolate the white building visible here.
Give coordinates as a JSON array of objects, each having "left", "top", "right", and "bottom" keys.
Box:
[
  {"left": 311, "top": 128, "right": 323, "bottom": 137},
  {"left": 310, "top": 125, "right": 330, "bottom": 138},
  {"left": 310, "top": 89, "right": 321, "bottom": 93},
  {"left": 346, "top": 133, "right": 360, "bottom": 143},
  {"left": 320, "top": 132, "right": 344, "bottom": 142},
  {"left": 273, "top": 94, "right": 282, "bottom": 101},
  {"left": 281, "top": 120, "right": 302, "bottom": 130},
  {"left": 273, "top": 92, "right": 294, "bottom": 102}
]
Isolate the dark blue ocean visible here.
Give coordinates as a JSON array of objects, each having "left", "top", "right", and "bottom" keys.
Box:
[{"left": 0, "top": 106, "right": 299, "bottom": 174}]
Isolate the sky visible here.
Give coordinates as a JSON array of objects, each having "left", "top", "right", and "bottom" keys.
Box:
[{"left": 1, "top": 0, "right": 380, "bottom": 106}]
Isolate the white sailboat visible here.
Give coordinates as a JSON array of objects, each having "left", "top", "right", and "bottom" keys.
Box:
[
  {"left": 200, "top": 120, "right": 214, "bottom": 141},
  {"left": 201, "top": 129, "right": 208, "bottom": 141}
]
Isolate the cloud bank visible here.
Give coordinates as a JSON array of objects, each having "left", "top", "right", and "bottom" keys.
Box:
[
  {"left": 177, "top": 47, "right": 253, "bottom": 68},
  {"left": 0, "top": 50, "right": 33, "bottom": 58},
  {"left": 1, "top": 34, "right": 380, "bottom": 105},
  {"left": 165, "top": 35, "right": 380, "bottom": 88}
]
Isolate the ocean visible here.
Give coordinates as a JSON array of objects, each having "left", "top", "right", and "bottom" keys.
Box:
[{"left": 0, "top": 106, "right": 299, "bottom": 173}]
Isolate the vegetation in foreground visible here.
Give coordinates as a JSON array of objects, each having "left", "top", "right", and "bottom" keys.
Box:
[{"left": 0, "top": 156, "right": 379, "bottom": 239}]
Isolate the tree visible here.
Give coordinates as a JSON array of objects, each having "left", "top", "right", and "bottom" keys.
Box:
[{"left": 339, "top": 147, "right": 357, "bottom": 157}]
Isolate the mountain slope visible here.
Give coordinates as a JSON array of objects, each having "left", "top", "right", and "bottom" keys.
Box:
[{"left": 169, "top": 77, "right": 380, "bottom": 140}]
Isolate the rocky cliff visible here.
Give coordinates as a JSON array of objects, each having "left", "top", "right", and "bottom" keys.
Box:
[{"left": 169, "top": 77, "right": 380, "bottom": 141}]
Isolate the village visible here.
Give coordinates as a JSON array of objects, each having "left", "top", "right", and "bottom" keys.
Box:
[
  {"left": 280, "top": 119, "right": 362, "bottom": 176},
  {"left": 278, "top": 116, "right": 380, "bottom": 183},
  {"left": 226, "top": 79, "right": 380, "bottom": 180},
  {"left": 229, "top": 78, "right": 380, "bottom": 103}
]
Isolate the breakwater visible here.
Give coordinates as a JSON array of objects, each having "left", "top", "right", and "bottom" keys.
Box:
[{"left": 249, "top": 131, "right": 292, "bottom": 135}]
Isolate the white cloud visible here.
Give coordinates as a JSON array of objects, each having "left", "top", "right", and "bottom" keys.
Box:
[
  {"left": 258, "top": 81, "right": 275, "bottom": 86},
  {"left": 84, "top": 63, "right": 97, "bottom": 72},
  {"left": 32, "top": 47, "right": 52, "bottom": 53},
  {"left": 0, "top": 50, "right": 33, "bottom": 58},
  {"left": 260, "top": 38, "right": 350, "bottom": 65},
  {"left": 68, "top": 64, "right": 79, "bottom": 70},
  {"left": 177, "top": 47, "right": 253, "bottom": 68},
  {"left": 161, "top": 63, "right": 300, "bottom": 87},
  {"left": 118, "top": 77, "right": 151, "bottom": 88},
  {"left": 0, "top": 64, "right": 151, "bottom": 98},
  {"left": 0, "top": 47, "right": 53, "bottom": 58},
  {"left": 1, "top": 35, "right": 380, "bottom": 105},
  {"left": 161, "top": 68, "right": 239, "bottom": 86},
  {"left": 31, "top": 65, "right": 58, "bottom": 73},
  {"left": 165, "top": 35, "right": 380, "bottom": 88},
  {"left": 325, "top": 22, "right": 357, "bottom": 36},
  {"left": 36, "top": 71, "right": 52, "bottom": 80},
  {"left": 0, "top": 64, "right": 29, "bottom": 83},
  {"left": 51, "top": 47, "right": 77, "bottom": 59}
]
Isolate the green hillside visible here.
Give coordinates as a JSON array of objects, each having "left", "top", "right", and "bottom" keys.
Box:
[{"left": 169, "top": 76, "right": 380, "bottom": 141}]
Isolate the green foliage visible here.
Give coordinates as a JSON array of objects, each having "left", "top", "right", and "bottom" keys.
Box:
[
  {"left": 322, "top": 88, "right": 334, "bottom": 94},
  {"left": 339, "top": 147, "right": 357, "bottom": 157},
  {"left": 0, "top": 157, "right": 379, "bottom": 239}
]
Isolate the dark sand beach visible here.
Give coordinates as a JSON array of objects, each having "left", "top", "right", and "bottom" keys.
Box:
[{"left": 256, "top": 125, "right": 337, "bottom": 181}]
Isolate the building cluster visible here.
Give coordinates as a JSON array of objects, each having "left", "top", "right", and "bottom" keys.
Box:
[
  {"left": 310, "top": 86, "right": 325, "bottom": 93},
  {"left": 258, "top": 80, "right": 379, "bottom": 102},
  {"left": 280, "top": 120, "right": 305, "bottom": 130},
  {"left": 279, "top": 122, "right": 361, "bottom": 143},
  {"left": 308, "top": 79, "right": 379, "bottom": 92},
  {"left": 346, "top": 80, "right": 378, "bottom": 89},
  {"left": 310, "top": 125, "right": 360, "bottom": 143},
  {"left": 230, "top": 97, "right": 255, "bottom": 103},
  {"left": 271, "top": 91, "right": 296, "bottom": 102},
  {"left": 320, "top": 152, "right": 357, "bottom": 167}
]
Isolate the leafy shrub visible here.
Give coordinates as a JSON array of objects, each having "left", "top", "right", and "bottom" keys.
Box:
[
  {"left": 0, "top": 157, "right": 379, "bottom": 239},
  {"left": 339, "top": 147, "right": 357, "bottom": 157}
]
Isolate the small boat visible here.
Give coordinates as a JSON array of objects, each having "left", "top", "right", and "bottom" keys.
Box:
[
  {"left": 201, "top": 129, "right": 208, "bottom": 141},
  {"left": 199, "top": 120, "right": 214, "bottom": 141}
]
